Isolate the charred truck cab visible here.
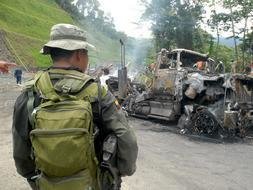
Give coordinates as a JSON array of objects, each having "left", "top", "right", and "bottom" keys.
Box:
[{"left": 126, "top": 48, "right": 226, "bottom": 136}]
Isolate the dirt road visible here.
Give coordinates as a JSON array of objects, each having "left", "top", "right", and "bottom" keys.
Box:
[
  {"left": 0, "top": 74, "right": 30, "bottom": 190},
  {"left": 124, "top": 119, "right": 253, "bottom": 190},
  {"left": 1, "top": 73, "right": 253, "bottom": 190}
]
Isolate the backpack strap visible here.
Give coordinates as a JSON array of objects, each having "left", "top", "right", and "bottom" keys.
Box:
[
  {"left": 35, "top": 71, "right": 63, "bottom": 101},
  {"left": 34, "top": 69, "right": 92, "bottom": 100},
  {"left": 97, "top": 78, "right": 103, "bottom": 120},
  {"left": 48, "top": 69, "right": 94, "bottom": 99},
  {"left": 27, "top": 89, "right": 35, "bottom": 129},
  {"left": 24, "top": 72, "right": 44, "bottom": 128}
]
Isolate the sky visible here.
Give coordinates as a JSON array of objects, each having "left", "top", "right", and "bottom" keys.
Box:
[
  {"left": 97, "top": 0, "right": 252, "bottom": 39},
  {"left": 97, "top": 0, "right": 225, "bottom": 38},
  {"left": 98, "top": 0, "right": 152, "bottom": 38}
]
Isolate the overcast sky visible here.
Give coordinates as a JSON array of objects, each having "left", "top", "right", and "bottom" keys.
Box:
[
  {"left": 98, "top": 0, "right": 152, "bottom": 38},
  {"left": 98, "top": 0, "right": 251, "bottom": 39},
  {"left": 97, "top": 0, "right": 223, "bottom": 38}
]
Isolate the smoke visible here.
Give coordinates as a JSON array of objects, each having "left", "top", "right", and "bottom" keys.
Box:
[
  {"left": 100, "top": 69, "right": 118, "bottom": 86},
  {"left": 125, "top": 38, "right": 154, "bottom": 80}
]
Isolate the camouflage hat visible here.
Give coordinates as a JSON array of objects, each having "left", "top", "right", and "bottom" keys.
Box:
[{"left": 41, "top": 23, "right": 95, "bottom": 54}]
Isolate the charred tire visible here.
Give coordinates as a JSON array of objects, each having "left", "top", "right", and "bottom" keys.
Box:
[{"left": 192, "top": 108, "right": 219, "bottom": 136}]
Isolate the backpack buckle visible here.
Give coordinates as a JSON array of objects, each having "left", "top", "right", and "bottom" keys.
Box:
[{"left": 62, "top": 85, "right": 71, "bottom": 94}]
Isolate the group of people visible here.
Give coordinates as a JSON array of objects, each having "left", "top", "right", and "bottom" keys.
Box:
[{"left": 12, "top": 24, "right": 138, "bottom": 190}]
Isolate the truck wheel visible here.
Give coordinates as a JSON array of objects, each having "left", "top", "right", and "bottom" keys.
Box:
[{"left": 192, "top": 108, "right": 219, "bottom": 136}]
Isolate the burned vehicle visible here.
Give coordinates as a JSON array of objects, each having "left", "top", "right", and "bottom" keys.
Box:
[
  {"left": 102, "top": 45, "right": 253, "bottom": 138},
  {"left": 105, "top": 40, "right": 146, "bottom": 102},
  {"left": 221, "top": 74, "right": 253, "bottom": 138},
  {"left": 124, "top": 48, "right": 227, "bottom": 137}
]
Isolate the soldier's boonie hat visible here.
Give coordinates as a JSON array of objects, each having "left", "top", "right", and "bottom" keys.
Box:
[{"left": 41, "top": 23, "right": 95, "bottom": 54}]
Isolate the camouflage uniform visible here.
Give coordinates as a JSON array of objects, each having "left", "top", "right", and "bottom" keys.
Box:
[{"left": 12, "top": 24, "right": 138, "bottom": 189}]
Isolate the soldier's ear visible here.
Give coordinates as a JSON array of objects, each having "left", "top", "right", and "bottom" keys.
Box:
[
  {"left": 76, "top": 50, "right": 87, "bottom": 60},
  {"left": 73, "top": 50, "right": 81, "bottom": 62}
]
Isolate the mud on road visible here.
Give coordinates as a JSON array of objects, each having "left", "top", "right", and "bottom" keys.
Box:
[{"left": 1, "top": 74, "right": 253, "bottom": 190}]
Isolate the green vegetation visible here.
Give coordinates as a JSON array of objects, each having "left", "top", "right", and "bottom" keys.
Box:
[
  {"left": 0, "top": 0, "right": 72, "bottom": 68},
  {"left": 142, "top": 0, "right": 253, "bottom": 72},
  {"left": 0, "top": 0, "right": 122, "bottom": 69}
]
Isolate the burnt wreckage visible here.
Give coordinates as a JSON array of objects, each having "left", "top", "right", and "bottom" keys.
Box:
[
  {"left": 106, "top": 48, "right": 253, "bottom": 138},
  {"left": 125, "top": 49, "right": 225, "bottom": 136},
  {"left": 222, "top": 74, "right": 253, "bottom": 138}
]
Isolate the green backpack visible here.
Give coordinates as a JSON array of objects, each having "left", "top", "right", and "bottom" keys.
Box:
[{"left": 27, "top": 69, "right": 101, "bottom": 190}]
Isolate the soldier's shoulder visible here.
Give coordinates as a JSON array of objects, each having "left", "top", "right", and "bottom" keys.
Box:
[
  {"left": 21, "top": 71, "right": 44, "bottom": 91},
  {"left": 22, "top": 79, "right": 35, "bottom": 91},
  {"left": 84, "top": 81, "right": 107, "bottom": 98}
]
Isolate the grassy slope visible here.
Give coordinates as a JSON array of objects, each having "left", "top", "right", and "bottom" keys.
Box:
[{"left": 0, "top": 0, "right": 120, "bottom": 68}]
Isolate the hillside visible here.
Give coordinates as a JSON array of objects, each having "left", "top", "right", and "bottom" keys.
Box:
[
  {"left": 0, "top": 0, "right": 121, "bottom": 69},
  {"left": 219, "top": 37, "right": 240, "bottom": 48}
]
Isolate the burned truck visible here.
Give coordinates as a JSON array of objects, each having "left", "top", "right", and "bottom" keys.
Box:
[
  {"left": 221, "top": 74, "right": 253, "bottom": 138},
  {"left": 105, "top": 47, "right": 253, "bottom": 138},
  {"left": 124, "top": 48, "right": 227, "bottom": 137}
]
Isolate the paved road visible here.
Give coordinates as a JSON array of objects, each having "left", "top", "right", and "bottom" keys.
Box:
[
  {"left": 1, "top": 74, "right": 253, "bottom": 190},
  {"left": 125, "top": 118, "right": 253, "bottom": 190}
]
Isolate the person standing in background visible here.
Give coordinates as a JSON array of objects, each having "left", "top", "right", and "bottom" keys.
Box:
[{"left": 14, "top": 68, "right": 22, "bottom": 84}]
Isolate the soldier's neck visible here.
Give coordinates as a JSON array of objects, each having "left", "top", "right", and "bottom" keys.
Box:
[{"left": 53, "top": 60, "right": 72, "bottom": 68}]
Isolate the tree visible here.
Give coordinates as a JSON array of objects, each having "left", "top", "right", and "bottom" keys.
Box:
[
  {"left": 237, "top": 0, "right": 253, "bottom": 67},
  {"left": 55, "top": 0, "right": 82, "bottom": 19},
  {"left": 222, "top": 0, "right": 241, "bottom": 64},
  {"left": 207, "top": 0, "right": 253, "bottom": 71},
  {"left": 56, "top": 0, "right": 124, "bottom": 40},
  {"left": 76, "top": 0, "right": 100, "bottom": 19},
  {"left": 142, "top": 0, "right": 205, "bottom": 51},
  {"left": 207, "top": 0, "right": 224, "bottom": 59},
  {"left": 240, "top": 31, "right": 253, "bottom": 65},
  {"left": 219, "top": 0, "right": 252, "bottom": 69}
]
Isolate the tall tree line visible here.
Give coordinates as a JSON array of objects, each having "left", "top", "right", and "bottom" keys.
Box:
[
  {"left": 55, "top": 0, "right": 127, "bottom": 40},
  {"left": 209, "top": 0, "right": 253, "bottom": 68},
  {"left": 142, "top": 0, "right": 206, "bottom": 51},
  {"left": 143, "top": 0, "right": 253, "bottom": 70}
]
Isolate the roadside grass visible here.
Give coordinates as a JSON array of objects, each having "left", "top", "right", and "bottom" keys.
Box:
[
  {"left": 0, "top": 0, "right": 120, "bottom": 68},
  {"left": 5, "top": 31, "right": 50, "bottom": 68},
  {"left": 86, "top": 27, "right": 121, "bottom": 65},
  {"left": 0, "top": 0, "right": 72, "bottom": 40}
]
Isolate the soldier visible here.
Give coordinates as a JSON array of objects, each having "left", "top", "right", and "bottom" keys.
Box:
[{"left": 12, "top": 23, "right": 138, "bottom": 190}]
